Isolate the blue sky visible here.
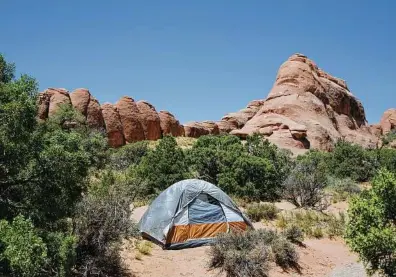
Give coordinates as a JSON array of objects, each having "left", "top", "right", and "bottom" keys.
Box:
[{"left": 2, "top": 0, "right": 395, "bottom": 124}]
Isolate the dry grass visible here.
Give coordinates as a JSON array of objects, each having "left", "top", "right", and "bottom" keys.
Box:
[
  {"left": 246, "top": 203, "right": 279, "bottom": 222},
  {"left": 275, "top": 210, "right": 346, "bottom": 239},
  {"left": 135, "top": 240, "right": 154, "bottom": 256},
  {"left": 147, "top": 136, "right": 197, "bottom": 150}
]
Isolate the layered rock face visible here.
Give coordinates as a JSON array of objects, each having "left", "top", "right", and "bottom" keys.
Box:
[
  {"left": 380, "top": 109, "right": 396, "bottom": 135},
  {"left": 37, "top": 88, "right": 185, "bottom": 147},
  {"left": 224, "top": 54, "right": 381, "bottom": 153},
  {"left": 37, "top": 54, "right": 393, "bottom": 152}
]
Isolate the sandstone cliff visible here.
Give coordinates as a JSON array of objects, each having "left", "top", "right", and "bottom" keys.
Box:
[{"left": 37, "top": 54, "right": 394, "bottom": 151}]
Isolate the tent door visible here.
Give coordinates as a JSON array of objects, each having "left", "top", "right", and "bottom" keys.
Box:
[{"left": 188, "top": 193, "right": 226, "bottom": 224}]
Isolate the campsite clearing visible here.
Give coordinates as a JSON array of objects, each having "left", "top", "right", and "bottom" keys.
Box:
[{"left": 124, "top": 203, "right": 365, "bottom": 277}]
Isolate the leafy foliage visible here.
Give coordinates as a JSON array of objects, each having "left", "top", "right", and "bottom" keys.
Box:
[
  {"left": 188, "top": 134, "right": 289, "bottom": 201},
  {"left": 346, "top": 169, "right": 396, "bottom": 276},
  {"left": 136, "top": 136, "right": 191, "bottom": 193},
  {"left": 108, "top": 141, "right": 149, "bottom": 170},
  {"left": 328, "top": 140, "right": 376, "bottom": 182},
  {"left": 0, "top": 215, "right": 47, "bottom": 277}
]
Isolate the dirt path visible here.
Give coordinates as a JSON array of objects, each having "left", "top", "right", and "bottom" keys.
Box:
[{"left": 124, "top": 205, "right": 361, "bottom": 277}]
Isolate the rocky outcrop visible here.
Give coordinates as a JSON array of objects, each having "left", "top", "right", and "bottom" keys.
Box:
[
  {"left": 217, "top": 100, "right": 264, "bottom": 133},
  {"left": 70, "top": 88, "right": 90, "bottom": 116},
  {"left": 136, "top": 100, "right": 162, "bottom": 140},
  {"left": 37, "top": 53, "right": 393, "bottom": 152},
  {"left": 37, "top": 89, "right": 185, "bottom": 147},
  {"left": 184, "top": 121, "right": 221, "bottom": 138},
  {"left": 70, "top": 88, "right": 105, "bottom": 129},
  {"left": 101, "top": 103, "right": 125, "bottom": 147},
  {"left": 44, "top": 88, "right": 71, "bottom": 117},
  {"left": 115, "top": 97, "right": 145, "bottom": 143},
  {"left": 86, "top": 97, "right": 105, "bottom": 129},
  {"left": 226, "top": 54, "right": 379, "bottom": 153},
  {"left": 159, "top": 111, "right": 184, "bottom": 136},
  {"left": 380, "top": 109, "right": 396, "bottom": 135}
]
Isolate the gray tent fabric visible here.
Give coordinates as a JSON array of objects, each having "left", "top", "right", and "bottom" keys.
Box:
[
  {"left": 188, "top": 194, "right": 225, "bottom": 224},
  {"left": 138, "top": 179, "right": 253, "bottom": 249}
]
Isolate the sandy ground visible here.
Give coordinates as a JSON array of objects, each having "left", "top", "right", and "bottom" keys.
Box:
[{"left": 123, "top": 203, "right": 362, "bottom": 277}]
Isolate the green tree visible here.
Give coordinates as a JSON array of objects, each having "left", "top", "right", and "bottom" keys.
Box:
[
  {"left": 187, "top": 135, "right": 244, "bottom": 184},
  {"left": 245, "top": 134, "right": 293, "bottom": 185},
  {"left": 0, "top": 54, "right": 110, "bottom": 277},
  {"left": 0, "top": 54, "right": 15, "bottom": 83},
  {"left": 346, "top": 169, "right": 396, "bottom": 276},
  {"left": 137, "top": 136, "right": 190, "bottom": 193},
  {"left": 187, "top": 135, "right": 282, "bottom": 201},
  {"left": 329, "top": 140, "right": 376, "bottom": 182}
]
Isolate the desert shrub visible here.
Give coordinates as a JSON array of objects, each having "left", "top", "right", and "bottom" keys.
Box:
[
  {"left": 0, "top": 215, "right": 47, "bottom": 277},
  {"left": 282, "top": 156, "right": 329, "bottom": 210},
  {"left": 327, "top": 213, "right": 346, "bottom": 238},
  {"left": 282, "top": 225, "right": 304, "bottom": 244},
  {"left": 311, "top": 227, "right": 324, "bottom": 238},
  {"left": 208, "top": 229, "right": 299, "bottom": 277},
  {"left": 136, "top": 241, "right": 153, "bottom": 255},
  {"left": 108, "top": 141, "right": 149, "bottom": 170},
  {"left": 346, "top": 169, "right": 396, "bottom": 276},
  {"left": 246, "top": 203, "right": 279, "bottom": 222},
  {"left": 73, "top": 179, "right": 139, "bottom": 277},
  {"left": 381, "top": 130, "right": 396, "bottom": 147},
  {"left": 271, "top": 238, "right": 299, "bottom": 268},
  {"left": 327, "top": 176, "right": 361, "bottom": 202},
  {"left": 328, "top": 140, "right": 376, "bottom": 182},
  {"left": 137, "top": 136, "right": 191, "bottom": 194},
  {"left": 376, "top": 148, "right": 396, "bottom": 174},
  {"left": 276, "top": 210, "right": 346, "bottom": 239},
  {"left": 209, "top": 231, "right": 270, "bottom": 277}
]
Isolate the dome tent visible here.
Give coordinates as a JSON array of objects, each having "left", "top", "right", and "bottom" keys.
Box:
[{"left": 139, "top": 179, "right": 253, "bottom": 250}]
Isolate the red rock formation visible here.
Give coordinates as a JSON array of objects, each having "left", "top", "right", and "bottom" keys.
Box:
[
  {"left": 87, "top": 97, "right": 105, "bottom": 129},
  {"left": 217, "top": 99, "right": 265, "bottom": 133},
  {"left": 136, "top": 100, "right": 162, "bottom": 140},
  {"left": 159, "top": 111, "right": 184, "bottom": 136},
  {"left": 45, "top": 88, "right": 71, "bottom": 117},
  {"left": 70, "top": 88, "right": 105, "bottom": 129},
  {"left": 227, "top": 54, "right": 379, "bottom": 153},
  {"left": 115, "top": 96, "right": 145, "bottom": 143},
  {"left": 70, "top": 88, "right": 90, "bottom": 116},
  {"left": 380, "top": 109, "right": 396, "bottom": 135},
  {"left": 101, "top": 103, "right": 125, "bottom": 147},
  {"left": 37, "top": 92, "right": 51, "bottom": 120}
]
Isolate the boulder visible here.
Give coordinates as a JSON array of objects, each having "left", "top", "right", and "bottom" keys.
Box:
[
  {"left": 70, "top": 88, "right": 105, "bottom": 129},
  {"left": 115, "top": 96, "right": 145, "bottom": 143},
  {"left": 86, "top": 97, "right": 105, "bottom": 129},
  {"left": 136, "top": 100, "right": 162, "bottom": 140},
  {"left": 380, "top": 109, "right": 396, "bottom": 135},
  {"left": 200, "top": 121, "right": 220, "bottom": 135},
  {"left": 46, "top": 88, "right": 71, "bottom": 117},
  {"left": 216, "top": 119, "right": 239, "bottom": 133},
  {"left": 184, "top": 122, "right": 210, "bottom": 138},
  {"left": 159, "top": 111, "right": 184, "bottom": 136},
  {"left": 70, "top": 88, "right": 91, "bottom": 116},
  {"left": 101, "top": 103, "right": 125, "bottom": 147}
]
